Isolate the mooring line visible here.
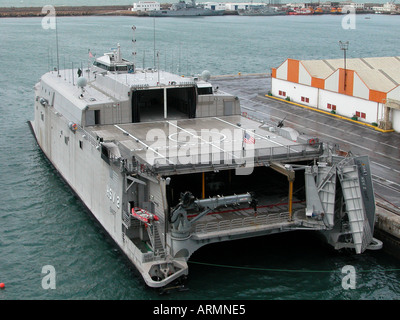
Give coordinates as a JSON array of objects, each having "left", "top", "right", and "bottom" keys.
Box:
[{"left": 188, "top": 261, "right": 400, "bottom": 273}]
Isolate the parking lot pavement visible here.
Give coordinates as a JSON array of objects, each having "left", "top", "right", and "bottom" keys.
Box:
[{"left": 211, "top": 74, "right": 400, "bottom": 208}]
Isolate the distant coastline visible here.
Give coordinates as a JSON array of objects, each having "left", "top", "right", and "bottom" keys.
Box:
[
  {"left": 0, "top": 4, "right": 391, "bottom": 18},
  {"left": 0, "top": 5, "right": 243, "bottom": 17},
  {"left": 0, "top": 5, "right": 138, "bottom": 17}
]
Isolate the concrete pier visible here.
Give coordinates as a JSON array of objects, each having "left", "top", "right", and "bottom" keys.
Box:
[
  {"left": 375, "top": 200, "right": 400, "bottom": 258},
  {"left": 210, "top": 73, "right": 400, "bottom": 257}
]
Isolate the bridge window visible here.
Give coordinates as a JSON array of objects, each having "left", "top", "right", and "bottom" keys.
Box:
[{"left": 197, "top": 86, "right": 213, "bottom": 95}]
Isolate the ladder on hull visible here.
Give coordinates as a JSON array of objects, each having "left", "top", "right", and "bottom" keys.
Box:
[{"left": 147, "top": 223, "right": 166, "bottom": 258}]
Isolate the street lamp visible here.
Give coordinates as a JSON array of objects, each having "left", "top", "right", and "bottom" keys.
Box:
[{"left": 339, "top": 41, "right": 349, "bottom": 91}]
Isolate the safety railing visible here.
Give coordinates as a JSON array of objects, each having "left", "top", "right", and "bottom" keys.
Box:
[
  {"left": 77, "top": 125, "right": 101, "bottom": 148},
  {"left": 146, "top": 142, "right": 323, "bottom": 173}
]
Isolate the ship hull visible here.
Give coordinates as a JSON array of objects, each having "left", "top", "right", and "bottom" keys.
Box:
[
  {"left": 28, "top": 95, "right": 189, "bottom": 288},
  {"left": 29, "top": 45, "right": 382, "bottom": 289},
  {"left": 27, "top": 120, "right": 154, "bottom": 285},
  {"left": 149, "top": 9, "right": 224, "bottom": 17},
  {"left": 238, "top": 12, "right": 286, "bottom": 16}
]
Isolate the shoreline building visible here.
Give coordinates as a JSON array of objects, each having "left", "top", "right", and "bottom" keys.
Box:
[
  {"left": 131, "top": 1, "right": 160, "bottom": 12},
  {"left": 372, "top": 1, "right": 397, "bottom": 13},
  {"left": 224, "top": 2, "right": 268, "bottom": 11},
  {"left": 271, "top": 57, "right": 400, "bottom": 132},
  {"left": 203, "top": 2, "right": 227, "bottom": 11}
]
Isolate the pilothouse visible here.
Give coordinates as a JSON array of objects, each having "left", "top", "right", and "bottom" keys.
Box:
[{"left": 92, "top": 44, "right": 134, "bottom": 72}]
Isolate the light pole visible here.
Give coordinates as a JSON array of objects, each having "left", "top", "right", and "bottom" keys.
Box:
[{"left": 339, "top": 41, "right": 349, "bottom": 91}]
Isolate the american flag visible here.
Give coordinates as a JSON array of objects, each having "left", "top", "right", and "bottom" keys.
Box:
[{"left": 244, "top": 131, "right": 255, "bottom": 144}]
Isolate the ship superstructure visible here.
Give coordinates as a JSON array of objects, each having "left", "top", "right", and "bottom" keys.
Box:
[
  {"left": 238, "top": 5, "right": 286, "bottom": 16},
  {"left": 149, "top": 0, "right": 224, "bottom": 17},
  {"left": 29, "top": 43, "right": 382, "bottom": 289}
]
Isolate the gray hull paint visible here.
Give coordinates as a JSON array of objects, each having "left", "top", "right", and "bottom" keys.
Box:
[
  {"left": 30, "top": 46, "right": 381, "bottom": 288},
  {"left": 149, "top": 9, "right": 224, "bottom": 17}
]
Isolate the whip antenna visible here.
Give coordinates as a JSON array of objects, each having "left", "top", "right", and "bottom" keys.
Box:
[
  {"left": 132, "top": 25, "right": 137, "bottom": 67},
  {"left": 55, "top": 14, "right": 60, "bottom": 77}
]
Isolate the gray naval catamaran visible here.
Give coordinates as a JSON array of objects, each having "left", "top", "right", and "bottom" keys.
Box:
[
  {"left": 149, "top": 0, "right": 224, "bottom": 17},
  {"left": 29, "top": 38, "right": 382, "bottom": 289}
]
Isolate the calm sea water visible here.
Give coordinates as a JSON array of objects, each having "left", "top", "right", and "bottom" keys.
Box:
[{"left": 1, "top": 14, "right": 400, "bottom": 300}]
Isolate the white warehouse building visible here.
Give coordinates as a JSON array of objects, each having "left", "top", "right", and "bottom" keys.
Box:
[
  {"left": 224, "top": 2, "right": 267, "bottom": 10},
  {"left": 271, "top": 56, "right": 400, "bottom": 132},
  {"left": 203, "top": 2, "right": 226, "bottom": 10},
  {"left": 132, "top": 1, "right": 160, "bottom": 12}
]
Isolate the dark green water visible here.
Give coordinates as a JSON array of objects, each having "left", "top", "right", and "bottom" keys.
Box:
[{"left": 0, "top": 14, "right": 399, "bottom": 300}]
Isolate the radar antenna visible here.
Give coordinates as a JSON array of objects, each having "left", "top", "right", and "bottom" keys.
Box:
[{"left": 201, "top": 70, "right": 211, "bottom": 81}]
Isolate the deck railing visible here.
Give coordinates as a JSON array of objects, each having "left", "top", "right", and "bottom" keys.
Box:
[
  {"left": 145, "top": 142, "right": 323, "bottom": 173},
  {"left": 77, "top": 125, "right": 101, "bottom": 148},
  {"left": 193, "top": 212, "right": 291, "bottom": 235}
]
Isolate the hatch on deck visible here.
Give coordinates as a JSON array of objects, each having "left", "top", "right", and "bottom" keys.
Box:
[{"left": 131, "top": 86, "right": 196, "bottom": 122}]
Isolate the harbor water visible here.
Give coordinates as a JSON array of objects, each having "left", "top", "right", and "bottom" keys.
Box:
[{"left": 1, "top": 14, "right": 400, "bottom": 300}]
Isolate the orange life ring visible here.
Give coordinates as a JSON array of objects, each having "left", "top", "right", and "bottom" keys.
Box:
[{"left": 309, "top": 138, "right": 316, "bottom": 146}]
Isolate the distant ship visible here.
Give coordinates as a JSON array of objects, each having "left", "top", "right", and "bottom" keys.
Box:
[
  {"left": 288, "top": 8, "right": 315, "bottom": 15},
  {"left": 313, "top": 7, "right": 325, "bottom": 14},
  {"left": 149, "top": 0, "right": 224, "bottom": 17},
  {"left": 238, "top": 5, "right": 286, "bottom": 16},
  {"left": 330, "top": 7, "right": 342, "bottom": 14}
]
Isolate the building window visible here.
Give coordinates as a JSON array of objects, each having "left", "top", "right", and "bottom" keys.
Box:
[
  {"left": 355, "top": 111, "right": 366, "bottom": 119},
  {"left": 301, "top": 96, "right": 309, "bottom": 103},
  {"left": 279, "top": 90, "right": 286, "bottom": 97},
  {"left": 327, "top": 104, "right": 336, "bottom": 110},
  {"left": 332, "top": 105, "right": 336, "bottom": 111}
]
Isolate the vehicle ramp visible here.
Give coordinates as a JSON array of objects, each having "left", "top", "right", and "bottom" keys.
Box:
[{"left": 337, "top": 158, "right": 373, "bottom": 254}]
